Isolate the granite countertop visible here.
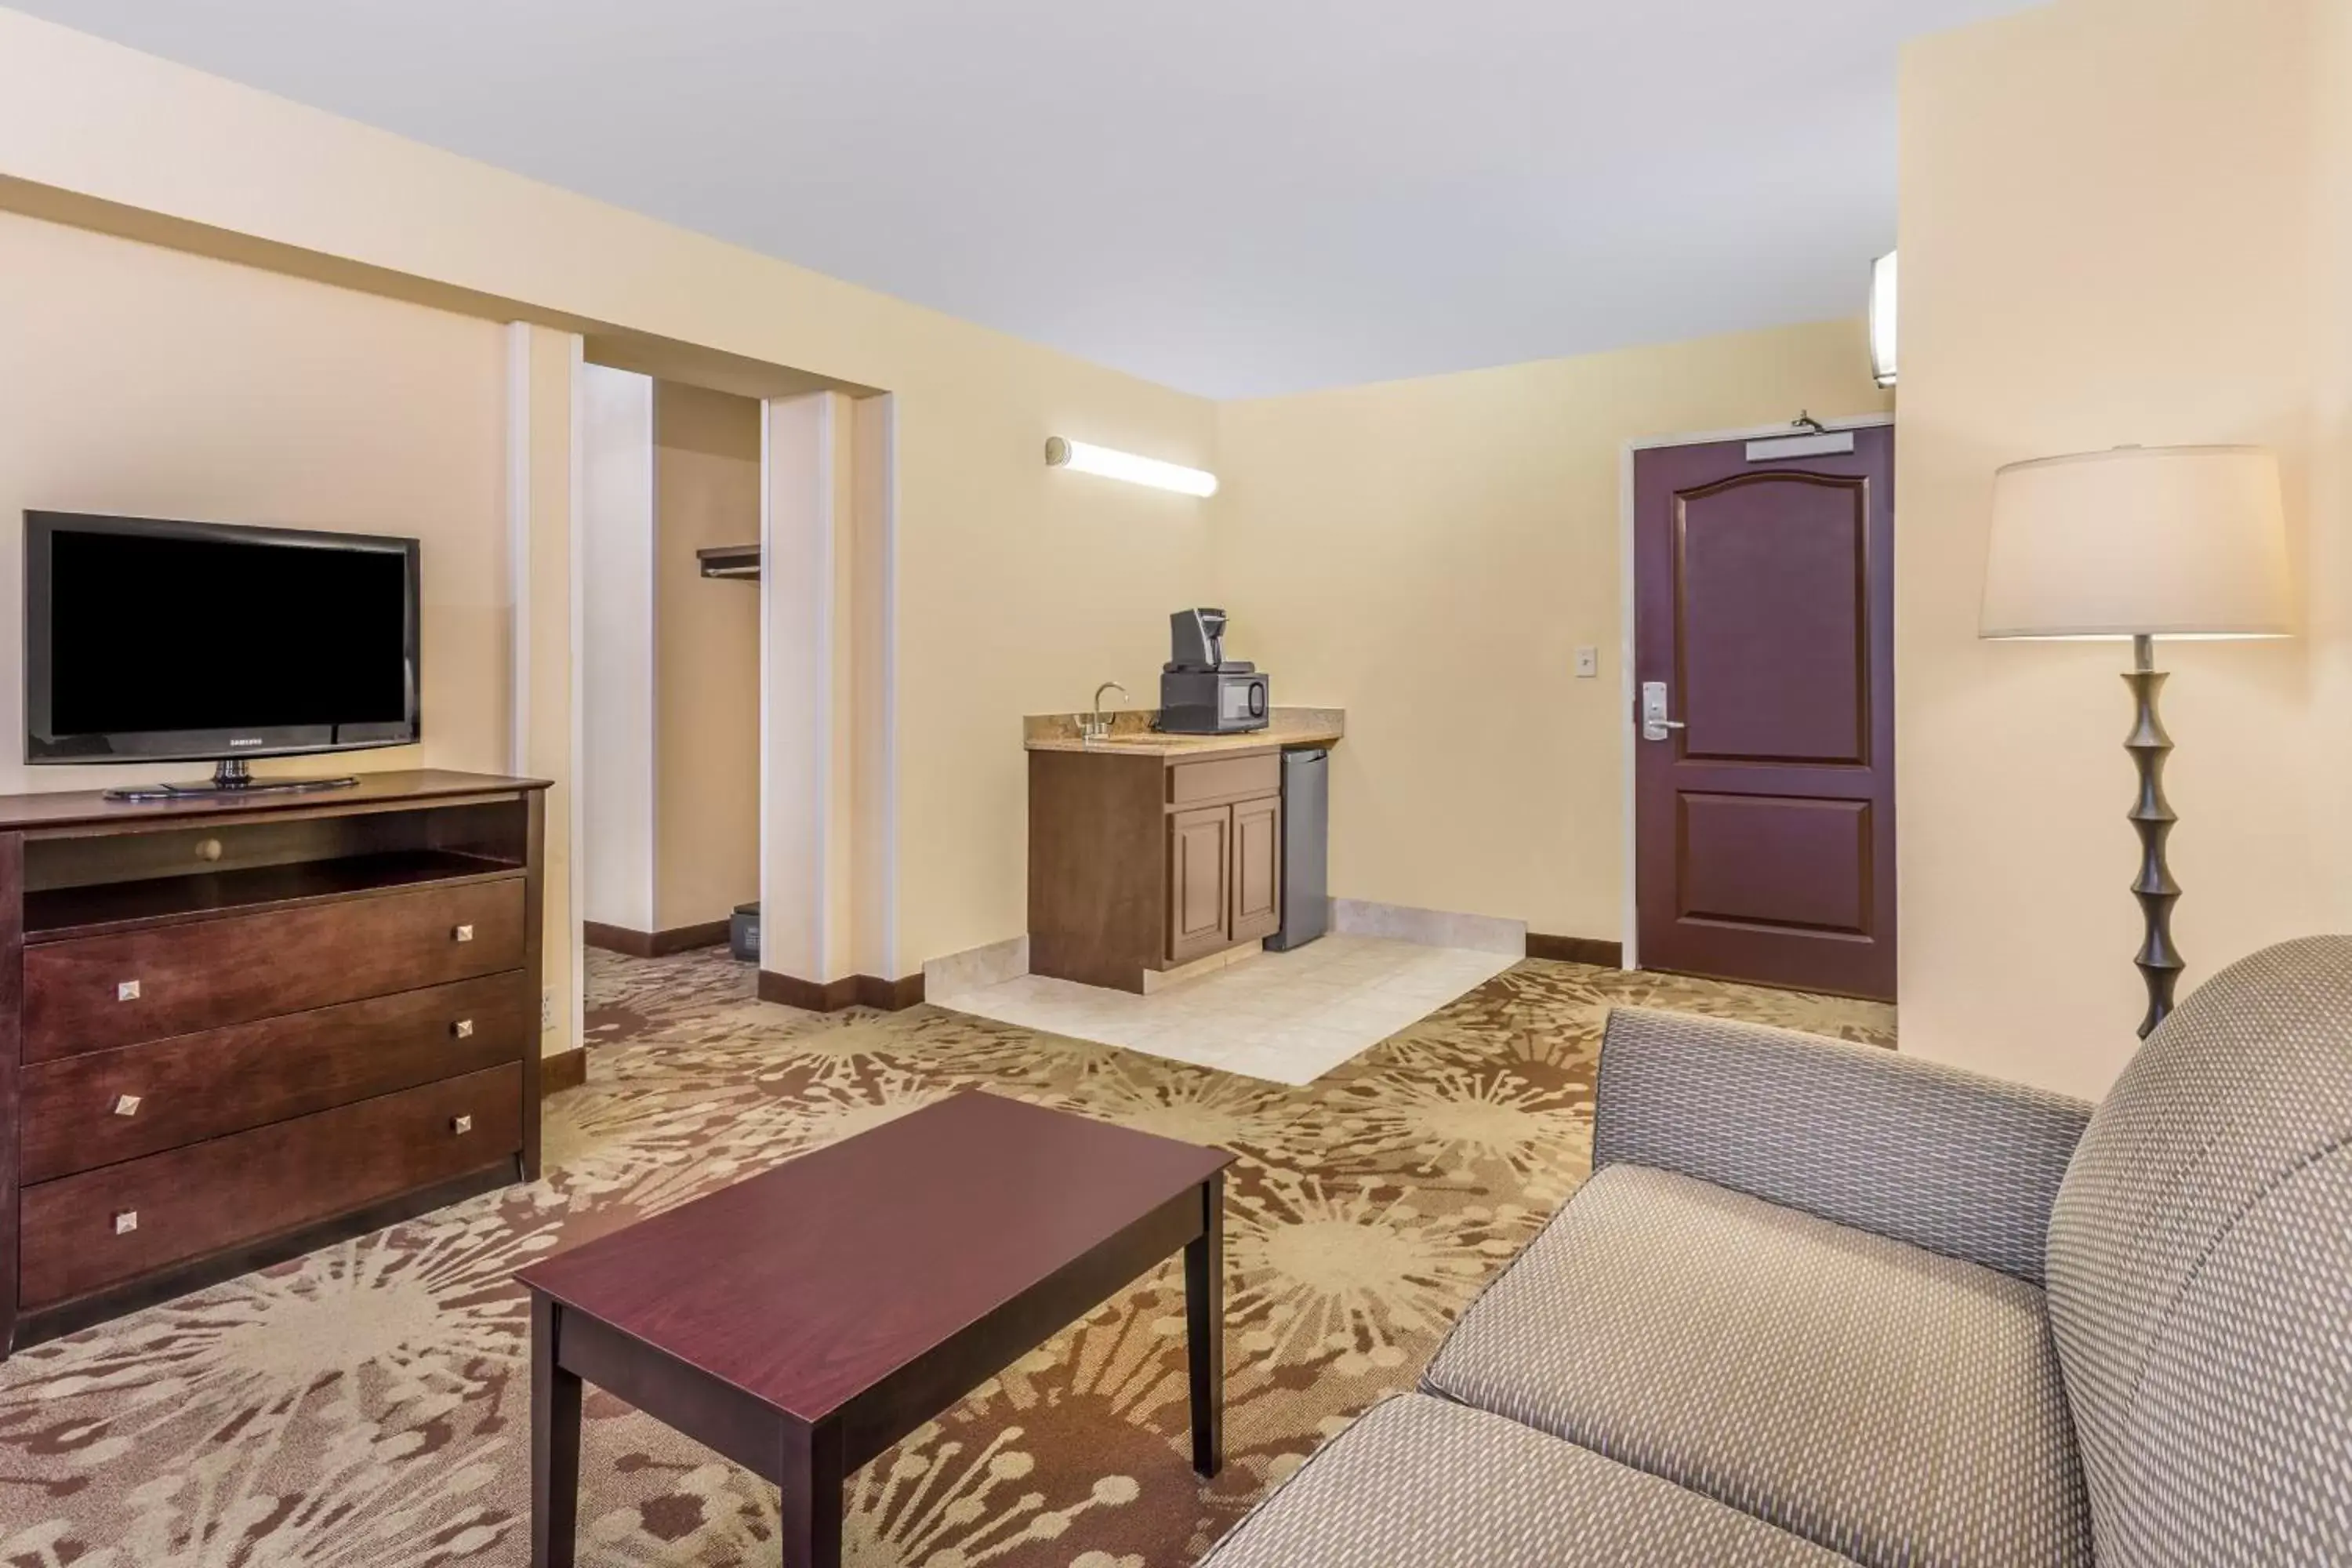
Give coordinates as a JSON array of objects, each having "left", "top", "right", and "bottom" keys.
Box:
[{"left": 1024, "top": 706, "right": 1345, "bottom": 756}]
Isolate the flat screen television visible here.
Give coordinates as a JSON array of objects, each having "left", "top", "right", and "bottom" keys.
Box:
[{"left": 26, "top": 511, "right": 420, "bottom": 798}]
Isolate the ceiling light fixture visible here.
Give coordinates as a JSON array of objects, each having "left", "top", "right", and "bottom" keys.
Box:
[
  {"left": 1869, "top": 251, "right": 1898, "bottom": 389},
  {"left": 1044, "top": 437, "right": 1218, "bottom": 498}
]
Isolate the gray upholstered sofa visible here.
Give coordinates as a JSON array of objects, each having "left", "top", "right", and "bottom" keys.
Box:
[{"left": 1202, "top": 935, "right": 2352, "bottom": 1567}]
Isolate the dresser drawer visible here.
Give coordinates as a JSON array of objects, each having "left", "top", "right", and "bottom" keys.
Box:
[
  {"left": 24, "top": 877, "right": 528, "bottom": 1062},
  {"left": 20, "top": 975, "right": 533, "bottom": 1183},
  {"left": 1167, "top": 753, "right": 1279, "bottom": 806},
  {"left": 20, "top": 1062, "right": 521, "bottom": 1310}
]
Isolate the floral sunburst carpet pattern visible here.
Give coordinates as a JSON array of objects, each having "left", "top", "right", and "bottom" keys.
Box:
[{"left": 0, "top": 949, "right": 1893, "bottom": 1567}]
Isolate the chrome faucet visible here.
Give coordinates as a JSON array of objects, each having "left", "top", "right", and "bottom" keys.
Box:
[{"left": 1082, "top": 682, "right": 1127, "bottom": 741}]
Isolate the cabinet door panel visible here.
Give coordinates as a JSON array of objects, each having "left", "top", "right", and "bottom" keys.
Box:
[
  {"left": 1167, "top": 806, "right": 1232, "bottom": 963},
  {"left": 1231, "top": 796, "right": 1282, "bottom": 943}
]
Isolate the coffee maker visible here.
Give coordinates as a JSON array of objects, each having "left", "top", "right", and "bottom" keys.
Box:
[{"left": 1159, "top": 608, "right": 1271, "bottom": 733}]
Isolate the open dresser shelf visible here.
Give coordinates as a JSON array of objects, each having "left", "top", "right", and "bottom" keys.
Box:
[{"left": 24, "top": 849, "right": 521, "bottom": 939}]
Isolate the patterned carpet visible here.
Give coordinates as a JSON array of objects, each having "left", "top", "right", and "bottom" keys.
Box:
[{"left": 0, "top": 949, "right": 1893, "bottom": 1567}]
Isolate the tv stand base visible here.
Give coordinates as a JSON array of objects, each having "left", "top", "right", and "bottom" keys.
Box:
[{"left": 103, "top": 758, "right": 359, "bottom": 802}]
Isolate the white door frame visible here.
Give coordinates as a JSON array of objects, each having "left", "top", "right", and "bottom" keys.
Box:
[{"left": 1614, "top": 413, "right": 1896, "bottom": 971}]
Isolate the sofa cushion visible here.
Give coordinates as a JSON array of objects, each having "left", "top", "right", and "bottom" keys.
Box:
[
  {"left": 2045, "top": 935, "right": 2352, "bottom": 1567},
  {"left": 1200, "top": 1392, "right": 1857, "bottom": 1568},
  {"left": 1422, "top": 1164, "right": 2091, "bottom": 1568}
]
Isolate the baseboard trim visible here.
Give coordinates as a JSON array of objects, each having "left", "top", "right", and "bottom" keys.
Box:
[
  {"left": 539, "top": 1045, "right": 586, "bottom": 1096},
  {"left": 1527, "top": 933, "right": 1625, "bottom": 968},
  {"left": 583, "top": 919, "right": 733, "bottom": 958},
  {"left": 1329, "top": 898, "right": 1526, "bottom": 956},
  {"left": 758, "top": 969, "right": 927, "bottom": 1013},
  {"left": 923, "top": 935, "right": 1030, "bottom": 1000},
  {"left": 858, "top": 972, "right": 927, "bottom": 1011}
]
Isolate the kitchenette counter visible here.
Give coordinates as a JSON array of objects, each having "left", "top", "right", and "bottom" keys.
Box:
[
  {"left": 1027, "top": 706, "right": 1338, "bottom": 991},
  {"left": 1023, "top": 706, "right": 1345, "bottom": 756}
]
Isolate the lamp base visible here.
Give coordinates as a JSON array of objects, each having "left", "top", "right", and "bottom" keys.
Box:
[{"left": 2125, "top": 633, "right": 2183, "bottom": 1040}]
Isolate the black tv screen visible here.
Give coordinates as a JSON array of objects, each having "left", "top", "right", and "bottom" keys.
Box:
[{"left": 26, "top": 512, "right": 420, "bottom": 766}]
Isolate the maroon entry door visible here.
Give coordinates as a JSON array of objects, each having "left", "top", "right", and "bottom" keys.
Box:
[{"left": 1632, "top": 426, "right": 1896, "bottom": 1001}]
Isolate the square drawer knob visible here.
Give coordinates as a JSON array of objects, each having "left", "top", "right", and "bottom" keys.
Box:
[
  {"left": 116, "top": 979, "right": 142, "bottom": 1002},
  {"left": 452, "top": 924, "right": 475, "bottom": 943},
  {"left": 452, "top": 1018, "right": 475, "bottom": 1040},
  {"left": 452, "top": 1115, "right": 474, "bottom": 1135},
  {"left": 112, "top": 1094, "right": 142, "bottom": 1117},
  {"left": 114, "top": 1210, "right": 139, "bottom": 1235}
]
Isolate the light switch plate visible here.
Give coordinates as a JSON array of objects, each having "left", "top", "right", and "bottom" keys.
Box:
[{"left": 1574, "top": 646, "right": 1599, "bottom": 678}]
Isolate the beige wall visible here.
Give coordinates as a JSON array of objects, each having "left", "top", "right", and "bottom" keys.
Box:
[
  {"left": 0, "top": 209, "right": 511, "bottom": 792},
  {"left": 903, "top": 387, "right": 1214, "bottom": 968},
  {"left": 0, "top": 8, "right": 1216, "bottom": 978},
  {"left": 652, "top": 380, "right": 763, "bottom": 931},
  {"left": 508, "top": 321, "right": 585, "bottom": 1057},
  {"left": 1896, "top": 0, "right": 2341, "bottom": 1098},
  {"left": 2314, "top": 0, "right": 2352, "bottom": 934},
  {"left": 1211, "top": 320, "right": 1889, "bottom": 942}
]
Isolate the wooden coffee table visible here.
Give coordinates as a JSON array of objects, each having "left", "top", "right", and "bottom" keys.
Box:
[{"left": 517, "top": 1090, "right": 1234, "bottom": 1568}]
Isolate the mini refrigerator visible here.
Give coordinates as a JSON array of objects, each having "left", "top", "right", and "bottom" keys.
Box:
[{"left": 1266, "top": 747, "right": 1328, "bottom": 951}]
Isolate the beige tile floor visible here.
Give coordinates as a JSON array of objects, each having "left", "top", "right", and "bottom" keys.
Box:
[{"left": 929, "top": 932, "right": 1516, "bottom": 1083}]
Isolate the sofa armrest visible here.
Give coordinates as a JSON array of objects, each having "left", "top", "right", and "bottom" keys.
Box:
[{"left": 1592, "top": 1007, "right": 2092, "bottom": 1283}]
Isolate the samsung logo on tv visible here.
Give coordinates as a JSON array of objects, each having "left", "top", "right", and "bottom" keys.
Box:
[{"left": 227, "top": 737, "right": 266, "bottom": 748}]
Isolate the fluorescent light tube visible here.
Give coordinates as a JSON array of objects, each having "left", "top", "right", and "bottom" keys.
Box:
[
  {"left": 1044, "top": 437, "right": 1218, "bottom": 498},
  {"left": 1869, "top": 251, "right": 1898, "bottom": 389}
]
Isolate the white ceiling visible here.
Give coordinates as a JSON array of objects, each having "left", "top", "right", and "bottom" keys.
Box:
[{"left": 9, "top": 0, "right": 2036, "bottom": 398}]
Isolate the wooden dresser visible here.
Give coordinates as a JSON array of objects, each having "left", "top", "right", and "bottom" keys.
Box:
[{"left": 0, "top": 769, "right": 550, "bottom": 1352}]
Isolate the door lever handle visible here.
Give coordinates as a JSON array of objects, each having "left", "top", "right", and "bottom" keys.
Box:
[{"left": 1639, "top": 681, "right": 1686, "bottom": 742}]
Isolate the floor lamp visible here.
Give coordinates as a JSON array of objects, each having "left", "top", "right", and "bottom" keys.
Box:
[{"left": 1980, "top": 445, "right": 2292, "bottom": 1040}]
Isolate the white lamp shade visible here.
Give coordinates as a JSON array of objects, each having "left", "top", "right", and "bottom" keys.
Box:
[{"left": 1980, "top": 445, "right": 2292, "bottom": 640}]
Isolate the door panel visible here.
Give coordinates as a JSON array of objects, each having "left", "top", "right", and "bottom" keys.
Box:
[
  {"left": 1230, "top": 796, "right": 1282, "bottom": 943},
  {"left": 1677, "top": 794, "right": 1871, "bottom": 934},
  {"left": 1679, "top": 475, "right": 1868, "bottom": 764},
  {"left": 1635, "top": 426, "right": 1896, "bottom": 1000},
  {"left": 1167, "top": 805, "right": 1231, "bottom": 962}
]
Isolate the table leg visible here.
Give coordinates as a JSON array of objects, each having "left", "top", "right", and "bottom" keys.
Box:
[
  {"left": 779, "top": 1418, "right": 845, "bottom": 1568},
  {"left": 1185, "top": 1169, "right": 1225, "bottom": 1479},
  {"left": 531, "top": 1294, "right": 582, "bottom": 1568}
]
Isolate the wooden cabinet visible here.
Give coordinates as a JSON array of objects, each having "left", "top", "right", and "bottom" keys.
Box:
[
  {"left": 1231, "top": 794, "right": 1283, "bottom": 944},
  {"left": 0, "top": 771, "right": 549, "bottom": 1353},
  {"left": 1030, "top": 746, "right": 1289, "bottom": 991},
  {"left": 1167, "top": 804, "right": 1232, "bottom": 962}
]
